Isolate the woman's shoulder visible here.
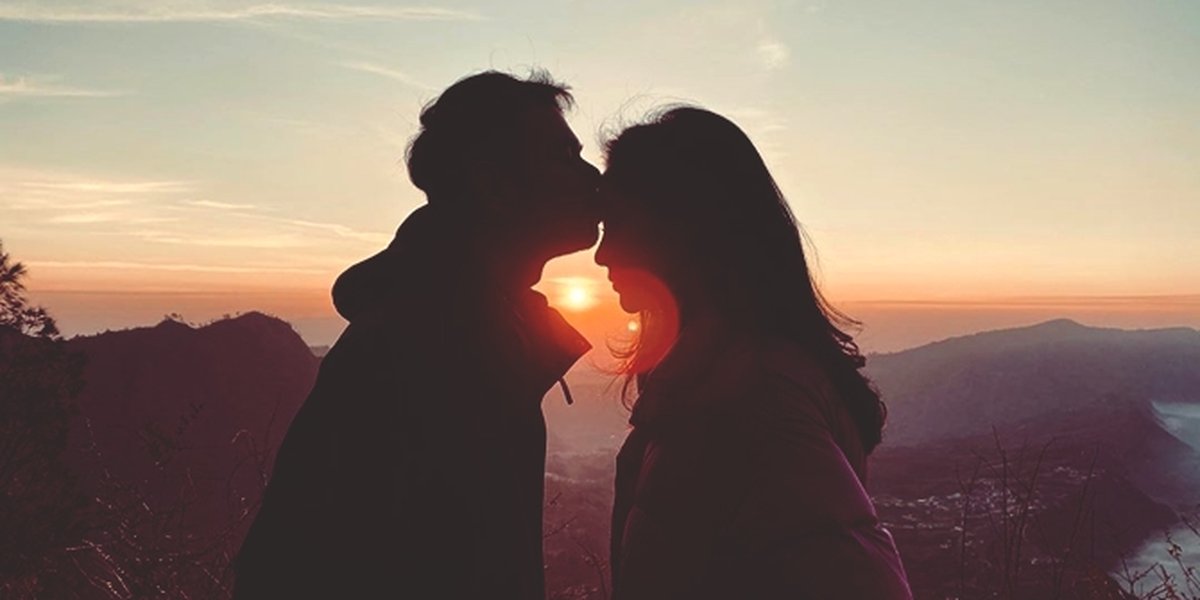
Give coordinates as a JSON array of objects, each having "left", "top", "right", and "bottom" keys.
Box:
[
  {"left": 719, "top": 337, "right": 856, "bottom": 444},
  {"left": 634, "top": 330, "right": 833, "bottom": 433},
  {"left": 732, "top": 336, "right": 869, "bottom": 475},
  {"left": 724, "top": 336, "right": 836, "bottom": 410}
]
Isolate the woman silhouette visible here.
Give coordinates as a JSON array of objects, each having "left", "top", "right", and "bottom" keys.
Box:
[{"left": 596, "top": 107, "right": 913, "bottom": 599}]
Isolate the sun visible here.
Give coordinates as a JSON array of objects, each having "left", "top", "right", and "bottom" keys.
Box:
[
  {"left": 565, "top": 286, "right": 590, "bottom": 308},
  {"left": 556, "top": 279, "right": 598, "bottom": 312}
]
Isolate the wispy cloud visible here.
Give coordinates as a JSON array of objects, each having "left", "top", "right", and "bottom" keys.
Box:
[
  {"left": 127, "top": 217, "right": 391, "bottom": 249},
  {"left": 29, "top": 259, "right": 324, "bottom": 275},
  {"left": 0, "top": 168, "right": 194, "bottom": 211},
  {"left": 133, "top": 231, "right": 309, "bottom": 249},
  {"left": 48, "top": 213, "right": 178, "bottom": 224},
  {"left": 270, "top": 216, "right": 392, "bottom": 245},
  {"left": 6, "top": 198, "right": 133, "bottom": 211},
  {"left": 19, "top": 179, "right": 192, "bottom": 194},
  {"left": 48, "top": 212, "right": 126, "bottom": 224},
  {"left": 2, "top": 165, "right": 390, "bottom": 253},
  {"left": 185, "top": 199, "right": 258, "bottom": 211},
  {"left": 0, "top": 3, "right": 483, "bottom": 24},
  {"left": 756, "top": 37, "right": 789, "bottom": 70},
  {"left": 258, "top": 115, "right": 358, "bottom": 139},
  {"left": 336, "top": 61, "right": 432, "bottom": 90},
  {"left": 171, "top": 200, "right": 392, "bottom": 245},
  {"left": 149, "top": 203, "right": 392, "bottom": 248},
  {"left": 0, "top": 74, "right": 126, "bottom": 98}
]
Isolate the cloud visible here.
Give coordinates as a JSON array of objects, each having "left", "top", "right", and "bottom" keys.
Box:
[
  {"left": 134, "top": 231, "right": 309, "bottom": 249},
  {"left": 0, "top": 74, "right": 126, "bottom": 98},
  {"left": 140, "top": 208, "right": 392, "bottom": 247},
  {"left": 29, "top": 259, "right": 324, "bottom": 275},
  {"left": 20, "top": 179, "right": 192, "bottom": 194},
  {"left": 47, "top": 213, "right": 178, "bottom": 224},
  {"left": 756, "top": 38, "right": 789, "bottom": 70},
  {"left": 185, "top": 199, "right": 258, "bottom": 210},
  {"left": 259, "top": 115, "right": 358, "bottom": 139},
  {"left": 48, "top": 213, "right": 126, "bottom": 224},
  {"left": 171, "top": 198, "right": 392, "bottom": 245},
  {"left": 0, "top": 168, "right": 194, "bottom": 211},
  {"left": 2, "top": 165, "right": 391, "bottom": 253},
  {"left": 0, "top": 2, "right": 483, "bottom": 24},
  {"left": 336, "top": 61, "right": 432, "bottom": 90},
  {"left": 7, "top": 198, "right": 134, "bottom": 211},
  {"left": 274, "top": 217, "right": 392, "bottom": 245}
]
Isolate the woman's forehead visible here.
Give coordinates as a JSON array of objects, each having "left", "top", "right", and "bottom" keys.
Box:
[{"left": 596, "top": 182, "right": 646, "bottom": 218}]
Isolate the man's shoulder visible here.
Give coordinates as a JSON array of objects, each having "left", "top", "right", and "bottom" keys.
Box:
[
  {"left": 334, "top": 308, "right": 436, "bottom": 352},
  {"left": 328, "top": 293, "right": 500, "bottom": 368}
]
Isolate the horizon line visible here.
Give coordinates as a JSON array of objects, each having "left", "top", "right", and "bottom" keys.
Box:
[{"left": 28, "top": 288, "right": 1200, "bottom": 305}]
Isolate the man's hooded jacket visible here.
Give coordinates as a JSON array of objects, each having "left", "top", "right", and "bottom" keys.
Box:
[{"left": 235, "top": 204, "right": 590, "bottom": 599}]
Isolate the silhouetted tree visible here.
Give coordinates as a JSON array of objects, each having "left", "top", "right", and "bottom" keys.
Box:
[
  {"left": 0, "top": 240, "right": 89, "bottom": 598},
  {"left": 0, "top": 243, "right": 58, "bottom": 338}
]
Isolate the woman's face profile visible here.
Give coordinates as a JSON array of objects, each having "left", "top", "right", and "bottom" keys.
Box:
[{"left": 594, "top": 184, "right": 677, "bottom": 315}]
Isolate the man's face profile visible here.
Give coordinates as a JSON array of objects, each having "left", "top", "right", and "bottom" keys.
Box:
[{"left": 500, "top": 106, "right": 601, "bottom": 259}]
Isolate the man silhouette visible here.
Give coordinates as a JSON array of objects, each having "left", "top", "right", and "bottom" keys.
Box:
[{"left": 234, "top": 71, "right": 599, "bottom": 599}]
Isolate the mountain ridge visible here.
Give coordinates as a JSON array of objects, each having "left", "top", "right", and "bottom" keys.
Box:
[
  {"left": 866, "top": 318, "right": 1200, "bottom": 447},
  {"left": 63, "top": 310, "right": 319, "bottom": 538},
  {"left": 869, "top": 318, "right": 1200, "bottom": 359}
]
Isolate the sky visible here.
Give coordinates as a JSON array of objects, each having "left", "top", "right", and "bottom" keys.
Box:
[{"left": 1, "top": 0, "right": 1197, "bottom": 352}]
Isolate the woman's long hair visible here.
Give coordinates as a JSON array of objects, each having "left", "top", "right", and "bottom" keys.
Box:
[{"left": 604, "top": 106, "right": 887, "bottom": 453}]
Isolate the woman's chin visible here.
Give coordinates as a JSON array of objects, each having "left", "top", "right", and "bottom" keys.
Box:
[{"left": 616, "top": 293, "right": 646, "bottom": 314}]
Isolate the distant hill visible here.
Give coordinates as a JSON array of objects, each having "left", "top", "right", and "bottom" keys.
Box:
[
  {"left": 860, "top": 320, "right": 1200, "bottom": 596},
  {"left": 22, "top": 313, "right": 1199, "bottom": 598},
  {"left": 65, "top": 312, "right": 319, "bottom": 539},
  {"left": 868, "top": 319, "right": 1200, "bottom": 446}
]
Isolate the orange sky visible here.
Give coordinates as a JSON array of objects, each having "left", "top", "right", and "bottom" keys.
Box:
[
  {"left": 5, "top": 1, "right": 1198, "bottom": 351},
  {"left": 24, "top": 247, "right": 1200, "bottom": 353}
]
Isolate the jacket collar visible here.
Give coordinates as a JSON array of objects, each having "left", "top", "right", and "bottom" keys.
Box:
[
  {"left": 502, "top": 287, "right": 592, "bottom": 396},
  {"left": 336, "top": 204, "right": 591, "bottom": 396}
]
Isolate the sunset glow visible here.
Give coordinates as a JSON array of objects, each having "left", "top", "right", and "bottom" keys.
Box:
[
  {"left": 552, "top": 278, "right": 599, "bottom": 313},
  {"left": 0, "top": 1, "right": 1196, "bottom": 350}
]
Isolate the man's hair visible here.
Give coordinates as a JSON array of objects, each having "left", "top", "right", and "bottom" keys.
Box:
[{"left": 405, "top": 69, "right": 574, "bottom": 202}]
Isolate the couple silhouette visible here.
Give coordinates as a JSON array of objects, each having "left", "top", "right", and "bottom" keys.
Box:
[{"left": 234, "top": 70, "right": 913, "bottom": 600}]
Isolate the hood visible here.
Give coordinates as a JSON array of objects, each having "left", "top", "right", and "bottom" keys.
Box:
[
  {"left": 332, "top": 246, "right": 400, "bottom": 323},
  {"left": 331, "top": 206, "right": 449, "bottom": 323},
  {"left": 330, "top": 204, "right": 592, "bottom": 403}
]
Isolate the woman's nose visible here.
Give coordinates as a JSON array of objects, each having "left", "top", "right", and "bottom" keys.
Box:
[{"left": 594, "top": 232, "right": 612, "bottom": 267}]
